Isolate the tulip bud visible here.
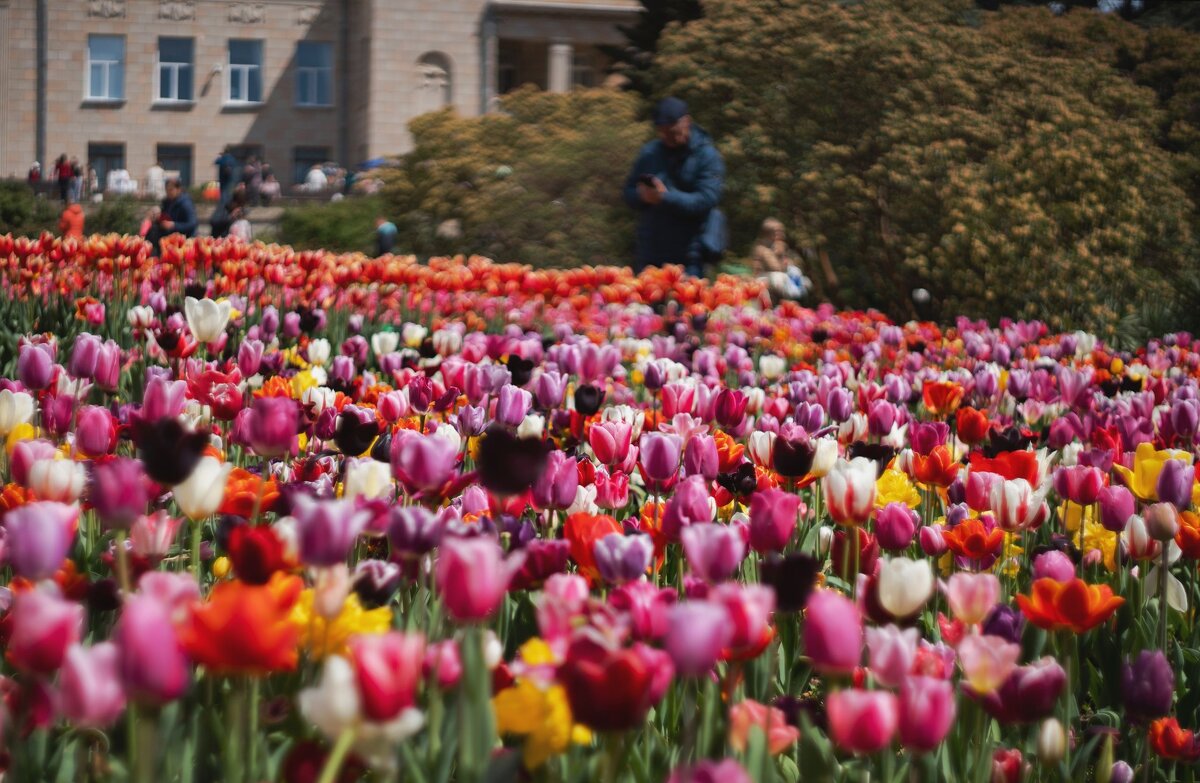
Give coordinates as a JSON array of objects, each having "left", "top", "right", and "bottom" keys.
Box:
[
  {"left": 1108, "top": 761, "right": 1134, "bottom": 783},
  {"left": 1098, "top": 485, "right": 1135, "bottom": 533},
  {"left": 1032, "top": 550, "right": 1075, "bottom": 583},
  {"left": 875, "top": 502, "right": 919, "bottom": 551},
  {"left": 1037, "top": 718, "right": 1066, "bottom": 766},
  {"left": 1145, "top": 502, "right": 1181, "bottom": 541}
]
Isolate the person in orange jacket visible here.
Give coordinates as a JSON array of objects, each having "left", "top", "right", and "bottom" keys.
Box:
[{"left": 59, "top": 202, "right": 85, "bottom": 238}]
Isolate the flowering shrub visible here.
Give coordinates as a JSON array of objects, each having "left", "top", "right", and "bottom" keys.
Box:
[{"left": 0, "top": 233, "right": 1199, "bottom": 782}]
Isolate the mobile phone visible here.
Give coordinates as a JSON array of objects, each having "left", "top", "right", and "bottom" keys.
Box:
[{"left": 638, "top": 174, "right": 655, "bottom": 187}]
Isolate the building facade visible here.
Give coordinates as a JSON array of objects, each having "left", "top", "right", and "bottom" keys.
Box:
[{"left": 0, "top": 0, "right": 638, "bottom": 189}]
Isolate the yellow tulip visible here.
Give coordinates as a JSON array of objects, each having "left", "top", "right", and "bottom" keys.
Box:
[
  {"left": 290, "top": 590, "right": 390, "bottom": 659},
  {"left": 875, "top": 469, "right": 921, "bottom": 509},
  {"left": 1112, "top": 442, "right": 1193, "bottom": 502},
  {"left": 493, "top": 679, "right": 592, "bottom": 769}
]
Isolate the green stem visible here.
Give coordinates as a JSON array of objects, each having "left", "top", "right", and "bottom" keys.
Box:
[
  {"left": 317, "top": 727, "right": 357, "bottom": 783},
  {"left": 602, "top": 732, "right": 625, "bottom": 783},
  {"left": 1158, "top": 543, "right": 1171, "bottom": 653},
  {"left": 115, "top": 528, "right": 132, "bottom": 594},
  {"left": 247, "top": 677, "right": 261, "bottom": 782},
  {"left": 191, "top": 517, "right": 204, "bottom": 582}
]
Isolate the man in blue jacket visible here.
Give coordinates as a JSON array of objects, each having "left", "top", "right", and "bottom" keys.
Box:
[
  {"left": 623, "top": 97, "right": 725, "bottom": 278},
  {"left": 146, "top": 176, "right": 198, "bottom": 255}
]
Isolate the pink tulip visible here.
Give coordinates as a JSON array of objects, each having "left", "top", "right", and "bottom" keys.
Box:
[
  {"left": 594, "top": 465, "right": 630, "bottom": 509},
  {"left": 865, "top": 625, "right": 919, "bottom": 689},
  {"left": 748, "top": 488, "right": 800, "bottom": 553},
  {"left": 10, "top": 439, "right": 58, "bottom": 486},
  {"left": 115, "top": 595, "right": 189, "bottom": 703},
  {"left": 804, "top": 589, "right": 863, "bottom": 675},
  {"left": 710, "top": 583, "right": 775, "bottom": 652},
  {"left": 683, "top": 434, "right": 720, "bottom": 481},
  {"left": 943, "top": 572, "right": 1000, "bottom": 625},
  {"left": 663, "top": 475, "right": 713, "bottom": 542},
  {"left": 681, "top": 523, "right": 746, "bottom": 583},
  {"left": 76, "top": 405, "right": 117, "bottom": 456},
  {"left": 390, "top": 430, "right": 458, "bottom": 494},
  {"left": 18, "top": 342, "right": 55, "bottom": 390},
  {"left": 89, "top": 457, "right": 150, "bottom": 530},
  {"left": 589, "top": 421, "right": 633, "bottom": 466},
  {"left": 7, "top": 588, "right": 84, "bottom": 674},
  {"left": 435, "top": 536, "right": 524, "bottom": 622},
  {"left": 140, "top": 377, "right": 187, "bottom": 422},
  {"left": 423, "top": 640, "right": 463, "bottom": 690},
  {"left": 827, "top": 689, "right": 899, "bottom": 754},
  {"left": 93, "top": 340, "right": 121, "bottom": 391},
  {"left": 59, "top": 642, "right": 127, "bottom": 727},
  {"left": 348, "top": 632, "right": 426, "bottom": 721},
  {"left": 245, "top": 396, "right": 299, "bottom": 457},
  {"left": 135, "top": 571, "right": 200, "bottom": 624},
  {"left": 898, "top": 675, "right": 956, "bottom": 752},
  {"left": 665, "top": 601, "right": 732, "bottom": 677},
  {"left": 822, "top": 458, "right": 877, "bottom": 525},
  {"left": 728, "top": 700, "right": 800, "bottom": 755},
  {"left": 1032, "top": 551, "right": 1075, "bottom": 583},
  {"left": 957, "top": 634, "right": 1021, "bottom": 694},
  {"left": 609, "top": 579, "right": 676, "bottom": 640},
  {"left": 919, "top": 525, "right": 947, "bottom": 556},
  {"left": 1052, "top": 465, "right": 1104, "bottom": 507},
  {"left": 130, "top": 512, "right": 184, "bottom": 559},
  {"left": 1098, "top": 485, "right": 1135, "bottom": 532},
  {"left": 965, "top": 471, "right": 1003, "bottom": 513},
  {"left": 533, "top": 450, "right": 579, "bottom": 511},
  {"left": 5, "top": 501, "right": 79, "bottom": 580},
  {"left": 875, "top": 502, "right": 919, "bottom": 551}
]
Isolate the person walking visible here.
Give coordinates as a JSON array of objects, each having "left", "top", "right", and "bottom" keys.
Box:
[
  {"left": 54, "top": 155, "right": 73, "bottom": 204},
  {"left": 622, "top": 97, "right": 725, "bottom": 278},
  {"left": 69, "top": 158, "right": 83, "bottom": 203},
  {"left": 375, "top": 216, "right": 398, "bottom": 256},
  {"left": 243, "top": 156, "right": 262, "bottom": 206}
]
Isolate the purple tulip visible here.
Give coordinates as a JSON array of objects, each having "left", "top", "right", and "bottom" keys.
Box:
[
  {"left": 245, "top": 396, "right": 298, "bottom": 457},
  {"left": 90, "top": 458, "right": 150, "bottom": 529},
  {"left": 390, "top": 430, "right": 458, "bottom": 494},
  {"left": 793, "top": 402, "right": 825, "bottom": 433},
  {"left": 747, "top": 488, "right": 800, "bottom": 553},
  {"left": 5, "top": 501, "right": 79, "bottom": 580},
  {"left": 1032, "top": 550, "right": 1076, "bottom": 583},
  {"left": 910, "top": 421, "right": 949, "bottom": 456},
  {"left": 826, "top": 387, "right": 854, "bottom": 423},
  {"left": 639, "top": 432, "right": 683, "bottom": 490},
  {"left": 387, "top": 506, "right": 444, "bottom": 556},
  {"left": 237, "top": 339, "right": 265, "bottom": 377},
  {"left": 291, "top": 495, "right": 372, "bottom": 566},
  {"left": 282, "top": 311, "right": 302, "bottom": 339},
  {"left": 1098, "top": 485, "right": 1136, "bottom": 532},
  {"left": 593, "top": 533, "right": 654, "bottom": 585},
  {"left": 455, "top": 405, "right": 487, "bottom": 438},
  {"left": 94, "top": 341, "right": 122, "bottom": 391},
  {"left": 1123, "top": 650, "right": 1174, "bottom": 722},
  {"left": 59, "top": 642, "right": 127, "bottom": 728},
  {"left": 976, "top": 657, "right": 1065, "bottom": 724},
  {"left": 1156, "top": 458, "right": 1194, "bottom": 511},
  {"left": 115, "top": 595, "right": 189, "bottom": 703},
  {"left": 664, "top": 600, "right": 731, "bottom": 677},
  {"left": 867, "top": 400, "right": 897, "bottom": 437},
  {"left": 495, "top": 384, "right": 532, "bottom": 428},
  {"left": 875, "top": 502, "right": 919, "bottom": 551},
  {"left": 259, "top": 305, "right": 279, "bottom": 336},
  {"left": 18, "top": 343, "right": 55, "bottom": 390},
  {"left": 68, "top": 333, "right": 102, "bottom": 379},
  {"left": 681, "top": 523, "right": 746, "bottom": 583},
  {"left": 534, "top": 371, "right": 568, "bottom": 409},
  {"left": 330, "top": 355, "right": 356, "bottom": 387},
  {"left": 666, "top": 760, "right": 752, "bottom": 783},
  {"left": 662, "top": 475, "right": 711, "bottom": 541},
  {"left": 981, "top": 604, "right": 1025, "bottom": 645},
  {"left": 683, "top": 434, "right": 720, "bottom": 482},
  {"left": 532, "top": 450, "right": 579, "bottom": 510}
]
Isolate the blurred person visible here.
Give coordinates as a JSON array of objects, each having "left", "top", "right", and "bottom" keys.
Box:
[
  {"left": 69, "top": 157, "right": 83, "bottom": 203},
  {"left": 751, "top": 218, "right": 809, "bottom": 300},
  {"left": 27, "top": 162, "right": 40, "bottom": 186},
  {"left": 375, "top": 216, "right": 398, "bottom": 256},
  {"left": 259, "top": 173, "right": 281, "bottom": 205},
  {"left": 54, "top": 154, "right": 73, "bottom": 204},
  {"left": 243, "top": 156, "right": 262, "bottom": 205},
  {"left": 145, "top": 176, "right": 198, "bottom": 255},
  {"left": 214, "top": 146, "right": 239, "bottom": 206},
  {"left": 58, "top": 202, "right": 85, "bottom": 239},
  {"left": 210, "top": 188, "right": 247, "bottom": 239},
  {"left": 623, "top": 97, "right": 726, "bottom": 278},
  {"left": 229, "top": 209, "right": 253, "bottom": 242},
  {"left": 304, "top": 163, "right": 328, "bottom": 192},
  {"left": 146, "top": 160, "right": 166, "bottom": 201},
  {"left": 139, "top": 206, "right": 162, "bottom": 239}
]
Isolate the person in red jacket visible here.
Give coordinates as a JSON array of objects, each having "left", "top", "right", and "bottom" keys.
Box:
[
  {"left": 54, "top": 154, "right": 73, "bottom": 204},
  {"left": 59, "top": 203, "right": 85, "bottom": 239}
]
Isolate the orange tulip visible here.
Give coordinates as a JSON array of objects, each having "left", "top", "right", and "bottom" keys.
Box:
[
  {"left": 1149, "top": 718, "right": 1200, "bottom": 762},
  {"left": 922, "top": 381, "right": 964, "bottom": 418},
  {"left": 714, "top": 430, "right": 746, "bottom": 474},
  {"left": 912, "top": 445, "right": 959, "bottom": 488},
  {"left": 1015, "top": 578, "right": 1124, "bottom": 634},
  {"left": 942, "top": 518, "right": 1004, "bottom": 562},
  {"left": 968, "top": 451, "right": 1040, "bottom": 485},
  {"left": 179, "top": 573, "right": 303, "bottom": 676},
  {"left": 217, "top": 468, "right": 280, "bottom": 519},
  {"left": 563, "top": 513, "right": 622, "bottom": 583},
  {"left": 1177, "top": 511, "right": 1200, "bottom": 559}
]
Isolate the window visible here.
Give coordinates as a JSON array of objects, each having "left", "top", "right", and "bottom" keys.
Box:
[
  {"left": 157, "top": 37, "right": 194, "bottom": 102},
  {"left": 88, "top": 143, "right": 125, "bottom": 192},
  {"left": 572, "top": 50, "right": 597, "bottom": 89},
  {"left": 86, "top": 35, "right": 125, "bottom": 101},
  {"left": 295, "top": 41, "right": 332, "bottom": 106},
  {"left": 157, "top": 144, "right": 193, "bottom": 187},
  {"left": 293, "top": 146, "right": 330, "bottom": 188},
  {"left": 227, "top": 39, "right": 264, "bottom": 104}
]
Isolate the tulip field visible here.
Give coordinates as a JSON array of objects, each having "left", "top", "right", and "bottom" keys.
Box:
[{"left": 2, "top": 232, "right": 1200, "bottom": 783}]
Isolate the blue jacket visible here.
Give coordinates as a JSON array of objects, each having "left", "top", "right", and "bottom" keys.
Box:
[
  {"left": 161, "top": 192, "right": 198, "bottom": 238},
  {"left": 623, "top": 126, "right": 724, "bottom": 266}
]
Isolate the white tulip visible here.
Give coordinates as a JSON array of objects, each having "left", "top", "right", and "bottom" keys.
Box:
[
  {"left": 1037, "top": 718, "right": 1066, "bottom": 765},
  {"left": 301, "top": 386, "right": 337, "bottom": 416},
  {"left": 601, "top": 405, "right": 646, "bottom": 441},
  {"left": 431, "top": 328, "right": 462, "bottom": 357},
  {"left": 566, "top": 484, "right": 599, "bottom": 516},
  {"left": 127, "top": 305, "right": 155, "bottom": 329},
  {"left": 0, "top": 389, "right": 35, "bottom": 436},
  {"left": 401, "top": 323, "right": 427, "bottom": 349},
  {"left": 430, "top": 422, "right": 463, "bottom": 454},
  {"left": 748, "top": 430, "right": 777, "bottom": 467},
  {"left": 371, "top": 331, "right": 400, "bottom": 358},
  {"left": 517, "top": 414, "right": 545, "bottom": 440},
  {"left": 838, "top": 412, "right": 868, "bottom": 444},
  {"left": 172, "top": 456, "right": 233, "bottom": 520},
  {"left": 344, "top": 459, "right": 394, "bottom": 502},
  {"left": 183, "top": 297, "right": 232, "bottom": 344},
  {"left": 27, "top": 458, "right": 87, "bottom": 503},
  {"left": 877, "top": 557, "right": 935, "bottom": 619},
  {"left": 742, "top": 387, "right": 765, "bottom": 414},
  {"left": 759, "top": 354, "right": 786, "bottom": 381},
  {"left": 307, "top": 338, "right": 331, "bottom": 367}
]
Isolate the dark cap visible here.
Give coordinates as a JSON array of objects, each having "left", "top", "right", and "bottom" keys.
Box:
[{"left": 652, "top": 97, "right": 689, "bottom": 127}]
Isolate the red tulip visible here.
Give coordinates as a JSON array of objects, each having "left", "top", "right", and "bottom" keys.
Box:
[
  {"left": 827, "top": 689, "right": 899, "bottom": 754},
  {"left": 558, "top": 635, "right": 673, "bottom": 732},
  {"left": 348, "top": 632, "right": 426, "bottom": 722},
  {"left": 7, "top": 588, "right": 84, "bottom": 674}
]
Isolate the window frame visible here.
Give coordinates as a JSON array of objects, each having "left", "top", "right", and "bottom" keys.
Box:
[
  {"left": 226, "top": 39, "right": 265, "bottom": 106},
  {"left": 85, "top": 34, "right": 125, "bottom": 103},
  {"left": 295, "top": 41, "right": 333, "bottom": 107},
  {"left": 155, "top": 37, "right": 195, "bottom": 104}
]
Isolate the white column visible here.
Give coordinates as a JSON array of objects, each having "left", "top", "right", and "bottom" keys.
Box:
[
  {"left": 482, "top": 15, "right": 499, "bottom": 112},
  {"left": 548, "top": 40, "right": 573, "bottom": 94}
]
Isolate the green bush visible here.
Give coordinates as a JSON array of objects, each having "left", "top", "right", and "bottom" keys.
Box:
[
  {"left": 88, "top": 196, "right": 144, "bottom": 235},
  {"left": 0, "top": 180, "right": 59, "bottom": 237},
  {"left": 278, "top": 195, "right": 383, "bottom": 254}
]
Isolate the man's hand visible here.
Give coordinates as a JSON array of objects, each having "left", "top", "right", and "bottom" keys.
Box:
[
  {"left": 161, "top": 220, "right": 175, "bottom": 230},
  {"left": 637, "top": 177, "right": 667, "bottom": 206}
]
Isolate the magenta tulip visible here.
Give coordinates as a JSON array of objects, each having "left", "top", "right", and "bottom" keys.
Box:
[
  {"left": 710, "top": 583, "right": 775, "bottom": 652},
  {"left": 291, "top": 495, "right": 373, "bottom": 567},
  {"left": 7, "top": 588, "right": 84, "bottom": 674},
  {"left": 1052, "top": 465, "right": 1104, "bottom": 506},
  {"left": 532, "top": 450, "right": 580, "bottom": 511},
  {"left": 898, "top": 676, "right": 956, "bottom": 752},
  {"left": 435, "top": 536, "right": 524, "bottom": 622},
  {"left": 589, "top": 421, "right": 633, "bottom": 466},
  {"left": 664, "top": 600, "right": 732, "bottom": 677},
  {"left": 114, "top": 595, "right": 189, "bottom": 703},
  {"left": 1156, "top": 458, "right": 1194, "bottom": 511},
  {"left": 495, "top": 384, "right": 532, "bottom": 428},
  {"left": 348, "top": 631, "right": 426, "bottom": 721},
  {"left": 804, "top": 589, "right": 863, "bottom": 675},
  {"left": 76, "top": 405, "right": 117, "bottom": 456},
  {"left": 1098, "top": 485, "right": 1136, "bottom": 532},
  {"left": 639, "top": 432, "right": 683, "bottom": 489},
  {"left": 875, "top": 502, "right": 919, "bottom": 551},
  {"left": 18, "top": 342, "right": 55, "bottom": 390},
  {"left": 93, "top": 340, "right": 121, "bottom": 391},
  {"left": 67, "top": 333, "right": 101, "bottom": 379},
  {"left": 140, "top": 377, "right": 188, "bottom": 422},
  {"left": 827, "top": 689, "right": 899, "bottom": 754},
  {"left": 1032, "top": 550, "right": 1075, "bottom": 583},
  {"left": 59, "top": 642, "right": 127, "bottom": 727},
  {"left": 390, "top": 430, "right": 458, "bottom": 494},
  {"left": 748, "top": 488, "right": 800, "bottom": 553},
  {"left": 683, "top": 434, "right": 720, "bottom": 481},
  {"left": 681, "top": 523, "right": 746, "bottom": 583},
  {"left": 663, "top": 475, "right": 712, "bottom": 541},
  {"left": 865, "top": 624, "right": 919, "bottom": 689},
  {"left": 245, "top": 396, "right": 298, "bottom": 457},
  {"left": 89, "top": 457, "right": 150, "bottom": 529}
]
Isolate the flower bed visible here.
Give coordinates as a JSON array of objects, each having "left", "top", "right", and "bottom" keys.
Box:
[{"left": 0, "top": 234, "right": 1196, "bottom": 782}]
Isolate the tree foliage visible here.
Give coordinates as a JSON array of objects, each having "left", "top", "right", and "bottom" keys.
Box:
[
  {"left": 654, "top": 0, "right": 1196, "bottom": 333},
  {"left": 600, "top": 0, "right": 703, "bottom": 97},
  {"left": 378, "top": 88, "right": 646, "bottom": 268}
]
